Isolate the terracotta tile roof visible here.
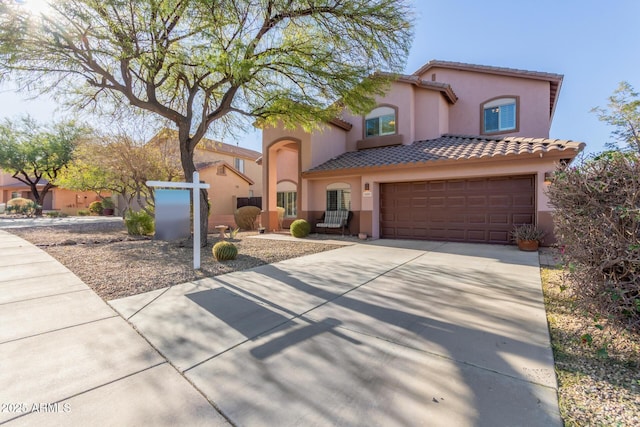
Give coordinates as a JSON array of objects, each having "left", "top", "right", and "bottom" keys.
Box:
[
  {"left": 149, "top": 129, "right": 262, "bottom": 160},
  {"left": 304, "top": 134, "right": 585, "bottom": 175},
  {"left": 196, "top": 138, "right": 262, "bottom": 160},
  {"left": 376, "top": 71, "right": 458, "bottom": 104},
  {"left": 413, "top": 60, "right": 563, "bottom": 82}
]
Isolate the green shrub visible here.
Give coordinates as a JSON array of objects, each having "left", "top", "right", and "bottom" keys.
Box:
[
  {"left": 212, "top": 241, "right": 238, "bottom": 261},
  {"left": 234, "top": 205, "right": 261, "bottom": 230},
  {"left": 290, "top": 219, "right": 310, "bottom": 238},
  {"left": 77, "top": 209, "right": 90, "bottom": 216},
  {"left": 7, "top": 197, "right": 39, "bottom": 216},
  {"left": 125, "top": 210, "right": 155, "bottom": 236},
  {"left": 101, "top": 197, "right": 115, "bottom": 209},
  {"left": 45, "top": 211, "right": 67, "bottom": 218},
  {"left": 89, "top": 200, "right": 103, "bottom": 215},
  {"left": 547, "top": 151, "right": 640, "bottom": 331}
]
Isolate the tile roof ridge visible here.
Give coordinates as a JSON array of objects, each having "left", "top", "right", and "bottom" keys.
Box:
[{"left": 413, "top": 60, "right": 564, "bottom": 81}]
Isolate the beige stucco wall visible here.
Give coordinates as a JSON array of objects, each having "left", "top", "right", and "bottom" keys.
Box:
[
  {"left": 309, "top": 125, "right": 348, "bottom": 168},
  {"left": 414, "top": 89, "right": 449, "bottom": 141},
  {"left": 53, "top": 189, "right": 103, "bottom": 214},
  {"left": 275, "top": 148, "right": 299, "bottom": 184},
  {"left": 305, "top": 177, "right": 362, "bottom": 212},
  {"left": 199, "top": 166, "right": 251, "bottom": 218},
  {"left": 422, "top": 67, "right": 552, "bottom": 138},
  {"left": 343, "top": 82, "right": 417, "bottom": 147},
  {"left": 194, "top": 147, "right": 262, "bottom": 198}
]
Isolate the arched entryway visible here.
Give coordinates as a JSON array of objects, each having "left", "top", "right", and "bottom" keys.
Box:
[{"left": 263, "top": 138, "right": 301, "bottom": 231}]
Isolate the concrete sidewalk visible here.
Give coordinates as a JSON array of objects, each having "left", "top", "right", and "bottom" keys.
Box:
[
  {"left": 111, "top": 239, "right": 561, "bottom": 426},
  {"left": 0, "top": 230, "right": 228, "bottom": 426}
]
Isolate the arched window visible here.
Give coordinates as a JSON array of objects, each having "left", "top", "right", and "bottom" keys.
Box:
[
  {"left": 326, "top": 182, "right": 351, "bottom": 211},
  {"left": 481, "top": 97, "right": 518, "bottom": 134},
  {"left": 365, "top": 106, "right": 397, "bottom": 138}
]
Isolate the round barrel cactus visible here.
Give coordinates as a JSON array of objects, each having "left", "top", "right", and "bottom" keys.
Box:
[
  {"left": 290, "top": 219, "right": 311, "bottom": 238},
  {"left": 212, "top": 241, "right": 238, "bottom": 261}
]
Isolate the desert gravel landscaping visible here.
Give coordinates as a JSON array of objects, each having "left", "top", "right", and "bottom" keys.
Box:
[
  {"left": 7, "top": 220, "right": 640, "bottom": 425},
  {"left": 9, "top": 220, "right": 346, "bottom": 300},
  {"left": 541, "top": 265, "right": 640, "bottom": 426}
]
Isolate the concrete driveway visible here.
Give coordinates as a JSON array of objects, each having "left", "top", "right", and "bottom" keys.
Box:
[{"left": 110, "top": 239, "right": 560, "bottom": 426}]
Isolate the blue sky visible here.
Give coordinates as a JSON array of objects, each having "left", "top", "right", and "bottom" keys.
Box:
[{"left": 1, "top": 0, "right": 638, "bottom": 155}]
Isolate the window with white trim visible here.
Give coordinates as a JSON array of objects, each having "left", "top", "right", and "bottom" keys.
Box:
[
  {"left": 365, "top": 106, "right": 396, "bottom": 138},
  {"left": 482, "top": 97, "right": 517, "bottom": 133},
  {"left": 326, "top": 182, "right": 351, "bottom": 211},
  {"left": 276, "top": 181, "right": 297, "bottom": 218},
  {"left": 234, "top": 158, "right": 245, "bottom": 173}
]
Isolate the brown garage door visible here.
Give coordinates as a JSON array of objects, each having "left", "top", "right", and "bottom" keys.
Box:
[{"left": 380, "top": 176, "right": 535, "bottom": 244}]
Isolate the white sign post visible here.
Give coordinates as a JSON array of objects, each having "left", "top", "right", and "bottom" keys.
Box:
[{"left": 147, "top": 171, "right": 210, "bottom": 269}]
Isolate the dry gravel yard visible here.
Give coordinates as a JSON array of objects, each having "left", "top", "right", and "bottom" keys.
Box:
[
  {"left": 540, "top": 264, "right": 640, "bottom": 426},
  {"left": 9, "top": 221, "right": 346, "bottom": 300}
]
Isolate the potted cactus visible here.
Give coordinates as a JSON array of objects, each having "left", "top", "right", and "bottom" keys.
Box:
[{"left": 511, "top": 224, "right": 545, "bottom": 251}]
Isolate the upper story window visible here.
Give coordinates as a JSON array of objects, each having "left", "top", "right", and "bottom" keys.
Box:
[
  {"left": 365, "top": 106, "right": 396, "bottom": 138},
  {"left": 234, "top": 158, "right": 245, "bottom": 173},
  {"left": 482, "top": 97, "right": 518, "bottom": 134}
]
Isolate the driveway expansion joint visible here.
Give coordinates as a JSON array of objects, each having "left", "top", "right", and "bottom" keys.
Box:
[
  {"left": 0, "top": 315, "right": 119, "bottom": 345},
  {"left": 0, "top": 288, "right": 91, "bottom": 306}
]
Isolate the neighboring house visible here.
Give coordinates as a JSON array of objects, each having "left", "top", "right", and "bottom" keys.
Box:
[
  {"left": 149, "top": 129, "right": 263, "bottom": 228},
  {"left": 261, "top": 60, "right": 586, "bottom": 244},
  {"left": 197, "top": 160, "right": 255, "bottom": 228},
  {"left": 0, "top": 171, "right": 101, "bottom": 214}
]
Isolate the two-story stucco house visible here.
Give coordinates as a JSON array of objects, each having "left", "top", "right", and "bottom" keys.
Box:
[
  {"left": 150, "top": 129, "right": 262, "bottom": 228},
  {"left": 261, "top": 60, "right": 585, "bottom": 244}
]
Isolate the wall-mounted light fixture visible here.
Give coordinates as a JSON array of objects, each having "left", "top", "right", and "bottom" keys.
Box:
[
  {"left": 544, "top": 171, "right": 554, "bottom": 183},
  {"left": 364, "top": 182, "right": 370, "bottom": 191}
]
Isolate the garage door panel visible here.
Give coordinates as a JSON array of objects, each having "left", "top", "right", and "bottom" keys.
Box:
[
  {"left": 467, "top": 196, "right": 487, "bottom": 207},
  {"left": 489, "top": 231, "right": 510, "bottom": 243},
  {"left": 412, "top": 197, "right": 427, "bottom": 208},
  {"left": 489, "top": 214, "right": 509, "bottom": 225},
  {"left": 467, "top": 230, "right": 487, "bottom": 241},
  {"left": 380, "top": 175, "right": 536, "bottom": 244},
  {"left": 513, "top": 214, "right": 535, "bottom": 224},
  {"left": 513, "top": 195, "right": 535, "bottom": 208},
  {"left": 447, "top": 196, "right": 466, "bottom": 208},
  {"left": 428, "top": 196, "right": 446, "bottom": 207},
  {"left": 446, "top": 180, "right": 466, "bottom": 191},
  {"left": 489, "top": 195, "right": 511, "bottom": 207},
  {"left": 428, "top": 181, "right": 446, "bottom": 191},
  {"left": 468, "top": 214, "right": 487, "bottom": 224}
]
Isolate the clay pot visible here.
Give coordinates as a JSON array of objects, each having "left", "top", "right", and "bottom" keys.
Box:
[{"left": 517, "top": 240, "right": 539, "bottom": 251}]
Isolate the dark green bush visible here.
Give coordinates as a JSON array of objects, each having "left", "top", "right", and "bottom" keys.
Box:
[
  {"left": 213, "top": 241, "right": 238, "bottom": 261},
  {"left": 125, "top": 210, "right": 155, "bottom": 236},
  {"left": 89, "top": 200, "right": 103, "bottom": 215},
  {"left": 77, "top": 209, "right": 90, "bottom": 216},
  {"left": 290, "top": 219, "right": 310, "bottom": 238},
  {"left": 547, "top": 151, "right": 640, "bottom": 331}
]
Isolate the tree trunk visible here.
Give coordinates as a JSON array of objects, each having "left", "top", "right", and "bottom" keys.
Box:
[
  {"left": 178, "top": 128, "right": 209, "bottom": 247},
  {"left": 30, "top": 184, "right": 52, "bottom": 217}
]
